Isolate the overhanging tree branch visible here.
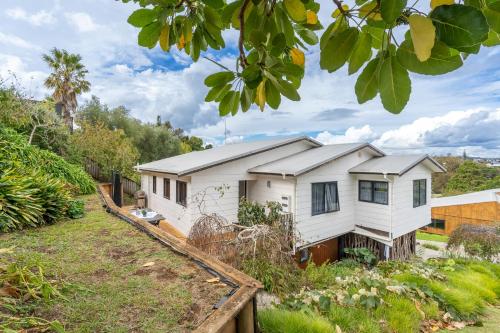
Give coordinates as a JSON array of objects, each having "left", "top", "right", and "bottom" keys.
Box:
[{"left": 238, "top": 0, "right": 251, "bottom": 67}]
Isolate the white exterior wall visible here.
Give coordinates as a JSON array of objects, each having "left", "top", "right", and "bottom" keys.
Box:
[
  {"left": 247, "top": 175, "right": 296, "bottom": 213},
  {"left": 188, "top": 141, "right": 313, "bottom": 229},
  {"left": 353, "top": 174, "right": 392, "bottom": 234},
  {"left": 141, "top": 172, "right": 192, "bottom": 235},
  {"left": 391, "top": 164, "right": 432, "bottom": 238},
  {"left": 295, "top": 148, "right": 378, "bottom": 245}
]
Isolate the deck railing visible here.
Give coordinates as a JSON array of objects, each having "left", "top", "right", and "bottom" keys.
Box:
[{"left": 84, "top": 158, "right": 140, "bottom": 195}]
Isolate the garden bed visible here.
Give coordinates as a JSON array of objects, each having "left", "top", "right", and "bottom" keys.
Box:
[{"left": 0, "top": 194, "right": 232, "bottom": 332}]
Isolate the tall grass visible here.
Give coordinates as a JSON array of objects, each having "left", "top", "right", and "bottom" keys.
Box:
[
  {"left": 0, "top": 126, "right": 94, "bottom": 194},
  {"left": 328, "top": 304, "right": 380, "bottom": 333},
  {"left": 259, "top": 309, "right": 336, "bottom": 333},
  {"left": 375, "top": 295, "right": 421, "bottom": 333}
]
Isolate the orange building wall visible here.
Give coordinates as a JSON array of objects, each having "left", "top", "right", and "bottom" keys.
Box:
[{"left": 424, "top": 201, "right": 500, "bottom": 235}]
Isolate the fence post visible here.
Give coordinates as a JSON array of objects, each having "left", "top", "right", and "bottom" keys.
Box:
[{"left": 112, "top": 171, "right": 123, "bottom": 207}]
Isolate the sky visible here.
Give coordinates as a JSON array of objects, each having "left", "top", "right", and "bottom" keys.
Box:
[{"left": 0, "top": 0, "right": 499, "bottom": 157}]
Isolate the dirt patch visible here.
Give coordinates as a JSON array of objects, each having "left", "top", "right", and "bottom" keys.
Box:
[
  {"left": 133, "top": 266, "right": 178, "bottom": 281},
  {"left": 99, "top": 229, "right": 111, "bottom": 236},
  {"left": 178, "top": 303, "right": 202, "bottom": 325},
  {"left": 108, "top": 248, "right": 137, "bottom": 260}
]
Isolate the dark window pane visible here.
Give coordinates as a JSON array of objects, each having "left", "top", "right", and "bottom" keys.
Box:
[
  {"left": 431, "top": 219, "right": 445, "bottom": 230},
  {"left": 312, "top": 183, "right": 325, "bottom": 215},
  {"left": 419, "top": 180, "right": 426, "bottom": 206},
  {"left": 325, "top": 182, "right": 339, "bottom": 212},
  {"left": 176, "top": 181, "right": 187, "bottom": 207},
  {"left": 373, "top": 182, "right": 388, "bottom": 204},
  {"left": 359, "top": 181, "right": 373, "bottom": 202},
  {"left": 163, "top": 178, "right": 170, "bottom": 199},
  {"left": 152, "top": 176, "right": 157, "bottom": 194},
  {"left": 413, "top": 179, "right": 426, "bottom": 207}
]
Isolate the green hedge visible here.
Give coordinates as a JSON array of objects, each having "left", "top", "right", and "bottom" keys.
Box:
[
  {"left": 0, "top": 126, "right": 94, "bottom": 194},
  {"left": 0, "top": 167, "right": 72, "bottom": 232}
]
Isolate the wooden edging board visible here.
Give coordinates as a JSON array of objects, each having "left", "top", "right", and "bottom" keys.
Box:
[{"left": 97, "top": 184, "right": 262, "bottom": 333}]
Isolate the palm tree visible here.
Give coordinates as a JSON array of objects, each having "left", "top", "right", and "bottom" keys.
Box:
[{"left": 43, "top": 48, "right": 90, "bottom": 131}]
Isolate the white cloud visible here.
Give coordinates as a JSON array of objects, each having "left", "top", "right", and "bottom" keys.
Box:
[
  {"left": 373, "top": 109, "right": 486, "bottom": 149},
  {"left": 0, "top": 32, "right": 35, "bottom": 49},
  {"left": 5, "top": 7, "right": 56, "bottom": 26},
  {"left": 315, "top": 125, "right": 376, "bottom": 144},
  {"left": 65, "top": 12, "right": 99, "bottom": 32}
]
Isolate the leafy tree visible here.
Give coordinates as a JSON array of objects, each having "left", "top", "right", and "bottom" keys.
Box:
[
  {"left": 122, "top": 0, "right": 499, "bottom": 114},
  {"left": 0, "top": 83, "right": 70, "bottom": 154},
  {"left": 432, "top": 156, "right": 463, "bottom": 194},
  {"left": 43, "top": 48, "right": 91, "bottom": 130},
  {"left": 444, "top": 160, "right": 500, "bottom": 194},
  {"left": 67, "top": 122, "right": 140, "bottom": 178}
]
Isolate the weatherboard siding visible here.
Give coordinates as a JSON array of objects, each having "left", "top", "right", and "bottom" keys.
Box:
[
  {"left": 247, "top": 176, "right": 296, "bottom": 213},
  {"left": 391, "top": 164, "right": 432, "bottom": 238},
  {"left": 295, "top": 148, "right": 377, "bottom": 246},
  {"left": 141, "top": 172, "right": 192, "bottom": 235},
  {"left": 353, "top": 173, "right": 392, "bottom": 233},
  {"left": 188, "top": 140, "right": 313, "bottom": 226}
]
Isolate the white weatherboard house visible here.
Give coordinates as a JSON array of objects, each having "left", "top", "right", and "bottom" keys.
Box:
[{"left": 136, "top": 136, "right": 445, "bottom": 262}]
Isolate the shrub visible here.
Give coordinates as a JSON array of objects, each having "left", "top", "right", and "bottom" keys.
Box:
[
  {"left": 0, "top": 167, "right": 72, "bottom": 232},
  {"left": 258, "top": 309, "right": 336, "bottom": 333},
  {"left": 67, "top": 199, "right": 85, "bottom": 219},
  {"left": 447, "top": 224, "right": 500, "bottom": 260},
  {"left": 344, "top": 247, "right": 378, "bottom": 266},
  {"left": 242, "top": 259, "right": 302, "bottom": 296},
  {"left": 0, "top": 126, "right": 94, "bottom": 194},
  {"left": 237, "top": 198, "right": 282, "bottom": 226},
  {"left": 304, "top": 260, "right": 361, "bottom": 289}
]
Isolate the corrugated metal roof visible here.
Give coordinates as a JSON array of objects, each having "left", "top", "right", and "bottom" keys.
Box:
[
  {"left": 431, "top": 188, "right": 500, "bottom": 207},
  {"left": 248, "top": 143, "right": 385, "bottom": 176},
  {"left": 136, "top": 136, "right": 321, "bottom": 176},
  {"left": 348, "top": 154, "right": 445, "bottom": 175}
]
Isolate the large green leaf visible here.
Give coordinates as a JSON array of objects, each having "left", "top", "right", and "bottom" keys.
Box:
[
  {"left": 204, "top": 72, "right": 235, "bottom": 87},
  {"left": 483, "top": 30, "right": 500, "bottom": 46},
  {"left": 205, "top": 84, "right": 231, "bottom": 102},
  {"left": 240, "top": 86, "right": 253, "bottom": 112},
  {"left": 138, "top": 22, "right": 162, "bottom": 48},
  {"left": 430, "top": 4, "right": 489, "bottom": 51},
  {"left": 397, "top": 39, "right": 463, "bottom": 75},
  {"left": 219, "top": 91, "right": 240, "bottom": 116},
  {"left": 297, "top": 28, "right": 319, "bottom": 45},
  {"left": 355, "top": 57, "right": 380, "bottom": 103},
  {"left": 378, "top": 56, "right": 411, "bottom": 114},
  {"left": 128, "top": 9, "right": 157, "bottom": 27},
  {"left": 380, "top": 0, "right": 407, "bottom": 24},
  {"left": 362, "top": 25, "right": 388, "bottom": 49},
  {"left": 348, "top": 32, "right": 372, "bottom": 75},
  {"left": 483, "top": 8, "right": 500, "bottom": 33},
  {"left": 284, "top": 0, "right": 307, "bottom": 22},
  {"left": 320, "top": 17, "right": 348, "bottom": 49},
  {"left": 320, "top": 27, "right": 359, "bottom": 72},
  {"left": 265, "top": 80, "right": 281, "bottom": 109},
  {"left": 486, "top": 0, "right": 500, "bottom": 11}
]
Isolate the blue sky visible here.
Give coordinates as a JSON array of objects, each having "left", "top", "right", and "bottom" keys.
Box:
[{"left": 0, "top": 0, "right": 499, "bottom": 156}]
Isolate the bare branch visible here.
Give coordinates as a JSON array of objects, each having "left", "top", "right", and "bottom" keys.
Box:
[{"left": 238, "top": 0, "right": 251, "bottom": 68}]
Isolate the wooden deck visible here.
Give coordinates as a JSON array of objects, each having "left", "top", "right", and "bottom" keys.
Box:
[{"left": 123, "top": 205, "right": 187, "bottom": 242}]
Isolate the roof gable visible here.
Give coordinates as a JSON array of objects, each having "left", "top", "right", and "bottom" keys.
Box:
[
  {"left": 348, "top": 154, "right": 446, "bottom": 176},
  {"left": 136, "top": 136, "right": 321, "bottom": 176},
  {"left": 248, "top": 143, "right": 385, "bottom": 176}
]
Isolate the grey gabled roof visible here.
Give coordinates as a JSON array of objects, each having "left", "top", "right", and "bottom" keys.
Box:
[
  {"left": 136, "top": 136, "right": 321, "bottom": 176},
  {"left": 248, "top": 143, "right": 385, "bottom": 176},
  {"left": 348, "top": 154, "right": 446, "bottom": 176}
]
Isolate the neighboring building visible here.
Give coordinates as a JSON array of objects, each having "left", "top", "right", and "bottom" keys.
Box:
[
  {"left": 424, "top": 189, "right": 500, "bottom": 235},
  {"left": 136, "top": 136, "right": 445, "bottom": 263}
]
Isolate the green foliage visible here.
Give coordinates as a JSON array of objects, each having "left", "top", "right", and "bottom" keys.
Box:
[
  {"left": 422, "top": 243, "right": 441, "bottom": 251},
  {"left": 237, "top": 198, "right": 282, "bottom": 226},
  {"left": 304, "top": 260, "right": 361, "bottom": 289},
  {"left": 76, "top": 96, "right": 205, "bottom": 163},
  {"left": 329, "top": 304, "right": 381, "bottom": 333},
  {"left": 67, "top": 122, "right": 139, "bottom": 179},
  {"left": 258, "top": 308, "right": 336, "bottom": 333},
  {"left": 0, "top": 126, "right": 94, "bottom": 195},
  {"left": 0, "top": 261, "right": 66, "bottom": 332},
  {"left": 0, "top": 167, "right": 72, "bottom": 232},
  {"left": 432, "top": 156, "right": 463, "bottom": 194},
  {"left": 242, "top": 259, "right": 302, "bottom": 296},
  {"left": 67, "top": 199, "right": 85, "bottom": 219},
  {"left": 374, "top": 295, "right": 421, "bottom": 333},
  {"left": 445, "top": 160, "right": 500, "bottom": 194},
  {"left": 447, "top": 224, "right": 500, "bottom": 260},
  {"left": 123, "top": 0, "right": 499, "bottom": 114},
  {"left": 344, "top": 247, "right": 378, "bottom": 266}
]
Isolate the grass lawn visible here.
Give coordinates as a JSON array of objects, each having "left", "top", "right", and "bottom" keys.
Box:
[
  {"left": 417, "top": 230, "right": 449, "bottom": 243},
  {"left": 0, "top": 194, "right": 230, "bottom": 332},
  {"left": 440, "top": 306, "right": 500, "bottom": 332}
]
